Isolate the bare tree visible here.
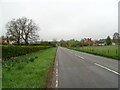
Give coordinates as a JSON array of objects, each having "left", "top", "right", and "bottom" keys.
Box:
[
  {"left": 6, "top": 17, "right": 39, "bottom": 45},
  {"left": 6, "top": 19, "right": 21, "bottom": 45}
]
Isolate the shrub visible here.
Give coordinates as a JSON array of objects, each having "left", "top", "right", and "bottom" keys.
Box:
[
  {"left": 2, "top": 45, "right": 51, "bottom": 60},
  {"left": 29, "top": 57, "right": 35, "bottom": 62}
]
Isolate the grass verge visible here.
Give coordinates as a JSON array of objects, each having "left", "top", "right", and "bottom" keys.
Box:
[
  {"left": 68, "top": 46, "right": 120, "bottom": 60},
  {"left": 2, "top": 47, "right": 57, "bottom": 88}
]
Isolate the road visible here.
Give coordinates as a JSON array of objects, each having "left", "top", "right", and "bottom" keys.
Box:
[{"left": 56, "top": 47, "right": 119, "bottom": 88}]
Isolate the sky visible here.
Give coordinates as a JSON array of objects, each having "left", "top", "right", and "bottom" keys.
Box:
[{"left": 0, "top": 0, "right": 119, "bottom": 41}]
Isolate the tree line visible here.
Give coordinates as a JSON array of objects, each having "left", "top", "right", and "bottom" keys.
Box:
[{"left": 1, "top": 17, "right": 120, "bottom": 47}]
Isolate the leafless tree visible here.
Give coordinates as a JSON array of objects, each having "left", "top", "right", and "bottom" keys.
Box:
[
  {"left": 6, "top": 17, "right": 39, "bottom": 45},
  {"left": 6, "top": 19, "right": 21, "bottom": 45}
]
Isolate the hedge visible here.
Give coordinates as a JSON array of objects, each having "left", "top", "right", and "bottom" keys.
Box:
[{"left": 2, "top": 45, "right": 51, "bottom": 59}]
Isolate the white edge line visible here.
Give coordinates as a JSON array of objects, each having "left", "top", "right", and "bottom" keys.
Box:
[
  {"left": 56, "top": 74, "right": 58, "bottom": 76},
  {"left": 55, "top": 60, "right": 58, "bottom": 88},
  {"left": 56, "top": 83, "right": 58, "bottom": 87},
  {"left": 94, "top": 63, "right": 120, "bottom": 75}
]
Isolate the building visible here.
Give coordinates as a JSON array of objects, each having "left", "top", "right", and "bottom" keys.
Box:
[
  {"left": 83, "top": 38, "right": 94, "bottom": 46},
  {"left": 98, "top": 39, "right": 106, "bottom": 46}
]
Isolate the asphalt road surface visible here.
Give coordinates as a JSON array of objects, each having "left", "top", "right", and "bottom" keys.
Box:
[{"left": 56, "top": 47, "right": 119, "bottom": 88}]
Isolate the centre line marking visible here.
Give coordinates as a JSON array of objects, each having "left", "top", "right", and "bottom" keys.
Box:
[
  {"left": 94, "top": 63, "right": 120, "bottom": 75},
  {"left": 75, "top": 54, "right": 84, "bottom": 60},
  {"left": 78, "top": 56, "right": 84, "bottom": 59}
]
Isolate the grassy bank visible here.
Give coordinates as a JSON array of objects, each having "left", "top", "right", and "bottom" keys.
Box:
[
  {"left": 2, "top": 47, "right": 57, "bottom": 88},
  {"left": 68, "top": 45, "right": 120, "bottom": 60}
]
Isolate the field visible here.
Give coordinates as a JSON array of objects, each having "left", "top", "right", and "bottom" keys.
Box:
[
  {"left": 68, "top": 45, "right": 120, "bottom": 60},
  {"left": 2, "top": 47, "right": 57, "bottom": 88}
]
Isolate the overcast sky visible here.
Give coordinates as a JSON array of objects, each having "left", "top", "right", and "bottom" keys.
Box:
[{"left": 0, "top": 0, "right": 119, "bottom": 41}]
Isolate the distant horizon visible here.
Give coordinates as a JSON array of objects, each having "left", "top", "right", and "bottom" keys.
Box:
[
  {"left": 33, "top": 35, "right": 117, "bottom": 42},
  {"left": 0, "top": 0, "right": 119, "bottom": 41},
  {"left": 0, "top": 30, "right": 118, "bottom": 41}
]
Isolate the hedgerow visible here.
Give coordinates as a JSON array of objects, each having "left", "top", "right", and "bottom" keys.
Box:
[{"left": 2, "top": 45, "right": 51, "bottom": 59}]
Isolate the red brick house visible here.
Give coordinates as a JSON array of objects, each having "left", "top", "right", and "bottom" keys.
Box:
[{"left": 83, "top": 38, "right": 94, "bottom": 45}]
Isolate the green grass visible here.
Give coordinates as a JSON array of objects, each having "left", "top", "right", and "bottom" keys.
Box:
[
  {"left": 68, "top": 45, "right": 120, "bottom": 60},
  {"left": 2, "top": 47, "right": 57, "bottom": 88}
]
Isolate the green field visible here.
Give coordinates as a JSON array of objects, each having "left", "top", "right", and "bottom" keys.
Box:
[
  {"left": 69, "top": 45, "right": 120, "bottom": 60},
  {"left": 2, "top": 47, "right": 57, "bottom": 88}
]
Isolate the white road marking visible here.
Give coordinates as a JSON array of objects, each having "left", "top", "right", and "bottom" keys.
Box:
[
  {"left": 56, "top": 78, "right": 58, "bottom": 87},
  {"left": 75, "top": 54, "right": 84, "bottom": 60},
  {"left": 55, "top": 60, "right": 59, "bottom": 88},
  {"left": 56, "top": 74, "right": 58, "bottom": 77},
  {"left": 94, "top": 63, "right": 120, "bottom": 75},
  {"left": 56, "top": 80, "right": 58, "bottom": 83},
  {"left": 78, "top": 56, "right": 85, "bottom": 59},
  {"left": 69, "top": 51, "right": 84, "bottom": 61},
  {"left": 55, "top": 75, "right": 58, "bottom": 87},
  {"left": 56, "top": 83, "right": 58, "bottom": 87}
]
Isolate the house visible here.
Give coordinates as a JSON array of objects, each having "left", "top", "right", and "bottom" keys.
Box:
[
  {"left": 83, "top": 38, "right": 94, "bottom": 46},
  {"left": 0, "top": 37, "right": 8, "bottom": 45},
  {"left": 98, "top": 39, "right": 106, "bottom": 45},
  {"left": 0, "top": 36, "right": 16, "bottom": 45},
  {"left": 112, "top": 42, "right": 116, "bottom": 45},
  {"left": 93, "top": 40, "right": 100, "bottom": 46}
]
